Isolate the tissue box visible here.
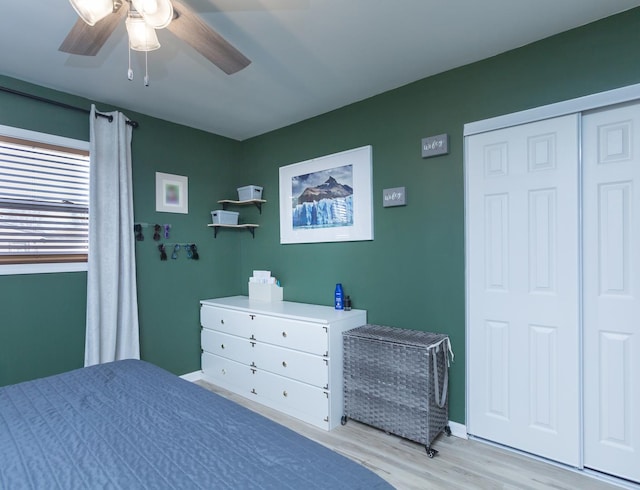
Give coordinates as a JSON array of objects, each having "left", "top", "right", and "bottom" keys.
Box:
[
  {"left": 211, "top": 210, "right": 239, "bottom": 225},
  {"left": 238, "top": 185, "right": 263, "bottom": 201},
  {"left": 249, "top": 282, "right": 283, "bottom": 302}
]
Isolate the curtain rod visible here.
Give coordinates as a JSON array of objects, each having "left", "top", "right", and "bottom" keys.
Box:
[{"left": 0, "top": 85, "right": 139, "bottom": 128}]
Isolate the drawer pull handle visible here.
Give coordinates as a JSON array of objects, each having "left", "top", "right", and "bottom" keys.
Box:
[
  {"left": 282, "top": 391, "right": 288, "bottom": 397},
  {"left": 282, "top": 331, "right": 287, "bottom": 338},
  {"left": 220, "top": 344, "right": 225, "bottom": 349},
  {"left": 251, "top": 388, "right": 257, "bottom": 395},
  {"left": 221, "top": 369, "right": 226, "bottom": 375},
  {"left": 220, "top": 319, "right": 224, "bottom": 324},
  {"left": 282, "top": 361, "right": 287, "bottom": 368}
]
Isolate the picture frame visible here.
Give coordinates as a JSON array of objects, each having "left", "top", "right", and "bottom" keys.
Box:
[
  {"left": 279, "top": 145, "right": 373, "bottom": 244},
  {"left": 156, "top": 172, "right": 188, "bottom": 214}
]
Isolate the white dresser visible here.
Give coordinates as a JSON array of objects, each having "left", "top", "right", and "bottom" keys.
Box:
[{"left": 200, "top": 296, "right": 366, "bottom": 430}]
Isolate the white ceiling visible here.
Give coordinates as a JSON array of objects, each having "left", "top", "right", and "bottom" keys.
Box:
[{"left": 1, "top": 1, "right": 638, "bottom": 141}]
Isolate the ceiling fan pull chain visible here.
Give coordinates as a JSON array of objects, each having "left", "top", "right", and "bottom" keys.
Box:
[
  {"left": 127, "top": 41, "right": 133, "bottom": 81},
  {"left": 144, "top": 50, "right": 150, "bottom": 87}
]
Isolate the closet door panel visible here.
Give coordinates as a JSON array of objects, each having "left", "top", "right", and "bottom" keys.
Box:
[
  {"left": 466, "top": 114, "right": 580, "bottom": 466},
  {"left": 583, "top": 102, "right": 640, "bottom": 483}
]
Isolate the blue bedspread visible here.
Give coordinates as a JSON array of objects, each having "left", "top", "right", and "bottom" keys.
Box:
[{"left": 0, "top": 360, "right": 392, "bottom": 489}]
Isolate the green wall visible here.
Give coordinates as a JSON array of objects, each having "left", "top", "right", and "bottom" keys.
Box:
[
  {"left": 0, "top": 76, "right": 243, "bottom": 385},
  {"left": 236, "top": 8, "right": 640, "bottom": 424},
  {"left": 1, "top": 8, "right": 639, "bottom": 425}
]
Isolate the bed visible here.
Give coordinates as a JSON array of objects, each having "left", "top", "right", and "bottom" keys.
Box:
[{"left": 0, "top": 360, "right": 392, "bottom": 489}]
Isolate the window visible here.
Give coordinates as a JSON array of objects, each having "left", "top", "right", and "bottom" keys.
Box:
[{"left": 0, "top": 125, "right": 90, "bottom": 274}]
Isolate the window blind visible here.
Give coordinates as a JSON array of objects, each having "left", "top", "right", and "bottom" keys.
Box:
[{"left": 0, "top": 136, "right": 90, "bottom": 264}]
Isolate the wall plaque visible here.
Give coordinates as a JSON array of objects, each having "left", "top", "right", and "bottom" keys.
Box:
[
  {"left": 383, "top": 187, "right": 406, "bottom": 207},
  {"left": 421, "top": 133, "right": 449, "bottom": 158}
]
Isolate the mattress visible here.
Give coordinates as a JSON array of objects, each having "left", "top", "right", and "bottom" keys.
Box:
[{"left": 0, "top": 360, "right": 392, "bottom": 489}]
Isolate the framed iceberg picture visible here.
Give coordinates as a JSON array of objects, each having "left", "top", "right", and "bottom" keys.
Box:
[{"left": 279, "top": 145, "right": 373, "bottom": 244}]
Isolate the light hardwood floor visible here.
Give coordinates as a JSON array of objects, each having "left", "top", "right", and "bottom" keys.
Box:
[{"left": 194, "top": 380, "right": 628, "bottom": 490}]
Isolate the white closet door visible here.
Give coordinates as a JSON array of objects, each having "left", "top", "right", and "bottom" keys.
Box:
[
  {"left": 583, "top": 102, "right": 640, "bottom": 483},
  {"left": 466, "top": 114, "right": 580, "bottom": 466}
]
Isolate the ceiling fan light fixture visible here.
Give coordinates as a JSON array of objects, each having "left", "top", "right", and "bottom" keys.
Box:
[
  {"left": 126, "top": 14, "right": 161, "bottom": 51},
  {"left": 68, "top": 0, "right": 114, "bottom": 26},
  {"left": 131, "top": 0, "right": 173, "bottom": 29}
]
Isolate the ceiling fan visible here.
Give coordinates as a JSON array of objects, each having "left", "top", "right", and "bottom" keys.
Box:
[{"left": 59, "top": 0, "right": 251, "bottom": 75}]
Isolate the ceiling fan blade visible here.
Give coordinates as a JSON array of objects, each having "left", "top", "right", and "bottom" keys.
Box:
[
  {"left": 167, "top": 0, "right": 251, "bottom": 75},
  {"left": 59, "top": 3, "right": 129, "bottom": 56}
]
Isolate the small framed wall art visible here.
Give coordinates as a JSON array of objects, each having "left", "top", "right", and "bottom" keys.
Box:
[{"left": 156, "top": 172, "right": 188, "bottom": 214}]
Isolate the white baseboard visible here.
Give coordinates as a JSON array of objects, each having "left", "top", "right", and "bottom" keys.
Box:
[
  {"left": 448, "top": 421, "right": 468, "bottom": 439},
  {"left": 180, "top": 370, "right": 204, "bottom": 382}
]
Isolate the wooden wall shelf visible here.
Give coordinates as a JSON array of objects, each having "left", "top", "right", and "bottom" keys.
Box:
[
  {"left": 208, "top": 223, "right": 259, "bottom": 238},
  {"left": 217, "top": 199, "right": 266, "bottom": 214}
]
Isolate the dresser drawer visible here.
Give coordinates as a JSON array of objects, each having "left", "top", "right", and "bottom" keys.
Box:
[
  {"left": 201, "top": 329, "right": 255, "bottom": 365},
  {"left": 201, "top": 352, "right": 254, "bottom": 395},
  {"left": 252, "top": 369, "right": 330, "bottom": 429},
  {"left": 252, "top": 342, "right": 329, "bottom": 388},
  {"left": 201, "top": 306, "right": 253, "bottom": 338},
  {"left": 249, "top": 315, "right": 329, "bottom": 356}
]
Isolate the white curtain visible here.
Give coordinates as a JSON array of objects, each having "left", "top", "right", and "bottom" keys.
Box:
[{"left": 85, "top": 105, "right": 140, "bottom": 366}]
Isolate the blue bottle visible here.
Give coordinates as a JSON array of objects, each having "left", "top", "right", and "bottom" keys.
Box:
[{"left": 334, "top": 283, "right": 344, "bottom": 310}]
